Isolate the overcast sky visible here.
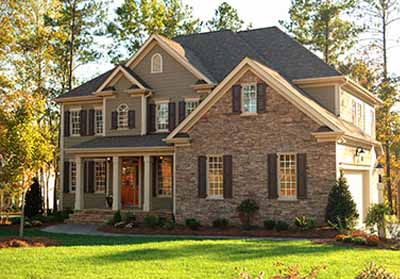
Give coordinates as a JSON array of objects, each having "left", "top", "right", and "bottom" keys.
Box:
[{"left": 77, "top": 0, "right": 400, "bottom": 83}]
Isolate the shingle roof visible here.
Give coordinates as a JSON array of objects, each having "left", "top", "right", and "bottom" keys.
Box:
[{"left": 69, "top": 134, "right": 170, "bottom": 149}]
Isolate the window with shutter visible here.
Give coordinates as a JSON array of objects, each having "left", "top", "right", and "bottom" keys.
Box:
[
  {"left": 95, "top": 109, "right": 104, "bottom": 134},
  {"left": 156, "top": 102, "right": 169, "bottom": 132},
  {"left": 277, "top": 153, "right": 297, "bottom": 200},
  {"left": 70, "top": 110, "right": 80, "bottom": 136},
  {"left": 241, "top": 84, "right": 257, "bottom": 113},
  {"left": 80, "top": 110, "right": 87, "bottom": 136},
  {"left": 207, "top": 155, "right": 224, "bottom": 198}
]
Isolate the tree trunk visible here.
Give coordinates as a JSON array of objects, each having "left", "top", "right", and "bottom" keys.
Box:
[
  {"left": 67, "top": 0, "right": 77, "bottom": 93},
  {"left": 45, "top": 168, "right": 50, "bottom": 214},
  {"left": 19, "top": 190, "right": 27, "bottom": 238},
  {"left": 385, "top": 143, "right": 393, "bottom": 211}
]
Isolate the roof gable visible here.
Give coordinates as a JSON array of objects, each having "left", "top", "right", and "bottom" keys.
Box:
[{"left": 96, "top": 65, "right": 148, "bottom": 93}]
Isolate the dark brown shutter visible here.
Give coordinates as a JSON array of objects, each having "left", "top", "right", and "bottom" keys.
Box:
[
  {"left": 232, "top": 85, "right": 241, "bottom": 113},
  {"left": 223, "top": 155, "right": 233, "bottom": 199},
  {"left": 80, "top": 110, "right": 87, "bottom": 136},
  {"left": 297, "top": 153, "right": 307, "bottom": 199},
  {"left": 63, "top": 161, "right": 70, "bottom": 193},
  {"left": 83, "top": 161, "right": 88, "bottom": 193},
  {"left": 87, "top": 161, "right": 95, "bottom": 193},
  {"left": 148, "top": 103, "right": 156, "bottom": 133},
  {"left": 257, "top": 83, "right": 267, "bottom": 113},
  {"left": 128, "top": 110, "right": 135, "bottom": 129},
  {"left": 111, "top": 111, "right": 118, "bottom": 130},
  {"left": 198, "top": 156, "right": 207, "bottom": 198},
  {"left": 64, "top": 111, "right": 70, "bottom": 137},
  {"left": 178, "top": 101, "right": 186, "bottom": 123},
  {"left": 267, "top": 153, "right": 278, "bottom": 199},
  {"left": 168, "top": 102, "right": 176, "bottom": 131},
  {"left": 88, "top": 109, "right": 95, "bottom": 135}
]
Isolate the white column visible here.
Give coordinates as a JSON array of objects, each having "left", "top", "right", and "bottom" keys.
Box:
[
  {"left": 143, "top": 155, "right": 151, "bottom": 212},
  {"left": 74, "top": 157, "right": 84, "bottom": 210},
  {"left": 112, "top": 156, "right": 121, "bottom": 211},
  {"left": 59, "top": 104, "right": 64, "bottom": 210}
]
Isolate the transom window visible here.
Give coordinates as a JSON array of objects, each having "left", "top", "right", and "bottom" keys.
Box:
[
  {"left": 185, "top": 99, "right": 199, "bottom": 116},
  {"left": 242, "top": 84, "right": 257, "bottom": 113},
  {"left": 156, "top": 102, "right": 169, "bottom": 131},
  {"left": 95, "top": 160, "right": 106, "bottom": 193},
  {"left": 151, "top": 53, "right": 163, "bottom": 73},
  {"left": 70, "top": 111, "right": 80, "bottom": 135},
  {"left": 156, "top": 156, "right": 173, "bottom": 197},
  {"left": 278, "top": 154, "right": 297, "bottom": 199},
  {"left": 95, "top": 109, "right": 103, "bottom": 134},
  {"left": 207, "top": 155, "right": 224, "bottom": 198},
  {"left": 118, "top": 104, "right": 129, "bottom": 129},
  {"left": 70, "top": 161, "right": 76, "bottom": 192}
]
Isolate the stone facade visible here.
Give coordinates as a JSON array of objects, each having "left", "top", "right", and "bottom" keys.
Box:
[{"left": 175, "top": 71, "right": 337, "bottom": 226}]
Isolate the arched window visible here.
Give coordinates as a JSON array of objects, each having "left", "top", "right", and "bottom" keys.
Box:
[
  {"left": 118, "top": 104, "right": 129, "bottom": 129},
  {"left": 151, "top": 53, "right": 163, "bottom": 73}
]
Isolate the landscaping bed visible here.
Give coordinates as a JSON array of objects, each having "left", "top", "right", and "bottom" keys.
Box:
[{"left": 0, "top": 236, "right": 59, "bottom": 249}]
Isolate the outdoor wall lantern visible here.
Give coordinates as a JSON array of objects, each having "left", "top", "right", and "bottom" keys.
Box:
[
  {"left": 376, "top": 162, "right": 384, "bottom": 183},
  {"left": 355, "top": 147, "right": 365, "bottom": 156}
]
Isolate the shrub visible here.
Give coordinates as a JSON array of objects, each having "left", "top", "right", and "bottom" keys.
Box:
[
  {"left": 144, "top": 215, "right": 160, "bottom": 228},
  {"left": 164, "top": 220, "right": 176, "bottom": 230},
  {"left": 366, "top": 235, "right": 380, "bottom": 247},
  {"left": 386, "top": 215, "right": 400, "bottom": 241},
  {"left": 294, "top": 216, "right": 316, "bottom": 230},
  {"left": 24, "top": 178, "right": 43, "bottom": 218},
  {"left": 356, "top": 262, "right": 399, "bottom": 279},
  {"left": 158, "top": 216, "right": 167, "bottom": 227},
  {"left": 122, "top": 212, "right": 136, "bottom": 223},
  {"left": 352, "top": 236, "right": 367, "bottom": 246},
  {"left": 335, "top": 234, "right": 347, "bottom": 241},
  {"left": 343, "top": 235, "right": 353, "bottom": 243},
  {"left": 185, "top": 218, "right": 201, "bottom": 230},
  {"left": 112, "top": 210, "right": 122, "bottom": 224},
  {"left": 212, "top": 218, "right": 229, "bottom": 229},
  {"left": 263, "top": 219, "right": 276, "bottom": 230},
  {"left": 237, "top": 199, "right": 259, "bottom": 229},
  {"left": 325, "top": 172, "right": 358, "bottom": 231},
  {"left": 365, "top": 203, "right": 391, "bottom": 239},
  {"left": 275, "top": 220, "right": 289, "bottom": 232}
]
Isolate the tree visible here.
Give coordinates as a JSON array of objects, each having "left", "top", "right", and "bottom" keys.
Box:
[
  {"left": 106, "top": 0, "right": 201, "bottom": 63},
  {"left": 280, "top": 0, "right": 362, "bottom": 66},
  {"left": 24, "top": 178, "right": 43, "bottom": 218},
  {"left": 206, "top": 2, "right": 249, "bottom": 32}
]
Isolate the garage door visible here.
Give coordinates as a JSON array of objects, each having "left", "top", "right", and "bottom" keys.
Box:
[{"left": 343, "top": 172, "right": 364, "bottom": 225}]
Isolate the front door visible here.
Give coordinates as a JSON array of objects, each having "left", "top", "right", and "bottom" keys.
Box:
[{"left": 121, "top": 158, "right": 139, "bottom": 208}]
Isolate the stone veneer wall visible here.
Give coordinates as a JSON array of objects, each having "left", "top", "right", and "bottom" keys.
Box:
[{"left": 174, "top": 71, "right": 337, "bottom": 226}]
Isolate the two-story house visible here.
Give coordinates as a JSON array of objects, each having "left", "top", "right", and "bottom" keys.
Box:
[{"left": 55, "top": 27, "right": 383, "bottom": 226}]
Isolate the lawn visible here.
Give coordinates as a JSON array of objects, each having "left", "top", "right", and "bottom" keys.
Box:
[{"left": 0, "top": 228, "right": 399, "bottom": 279}]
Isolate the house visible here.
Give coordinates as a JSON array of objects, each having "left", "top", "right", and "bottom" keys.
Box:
[{"left": 55, "top": 27, "right": 384, "bottom": 226}]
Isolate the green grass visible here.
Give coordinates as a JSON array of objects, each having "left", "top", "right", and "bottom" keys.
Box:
[{"left": 0, "top": 228, "right": 399, "bottom": 279}]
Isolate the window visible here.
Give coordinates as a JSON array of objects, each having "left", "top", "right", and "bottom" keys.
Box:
[
  {"left": 156, "top": 102, "right": 169, "bottom": 131},
  {"left": 242, "top": 84, "right": 257, "bottom": 113},
  {"left": 156, "top": 156, "right": 173, "bottom": 197},
  {"left": 185, "top": 99, "right": 199, "bottom": 116},
  {"left": 70, "top": 110, "right": 80, "bottom": 135},
  {"left": 351, "top": 98, "right": 365, "bottom": 130},
  {"left": 365, "top": 107, "right": 375, "bottom": 136},
  {"left": 151, "top": 53, "right": 163, "bottom": 73},
  {"left": 70, "top": 161, "right": 77, "bottom": 192},
  {"left": 278, "top": 154, "right": 297, "bottom": 199},
  {"left": 207, "top": 155, "right": 224, "bottom": 198},
  {"left": 95, "top": 160, "right": 106, "bottom": 193},
  {"left": 95, "top": 109, "right": 103, "bottom": 135},
  {"left": 118, "top": 104, "right": 129, "bottom": 129}
]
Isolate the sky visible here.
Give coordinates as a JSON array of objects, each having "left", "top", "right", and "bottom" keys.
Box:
[{"left": 76, "top": 0, "right": 400, "bottom": 83}]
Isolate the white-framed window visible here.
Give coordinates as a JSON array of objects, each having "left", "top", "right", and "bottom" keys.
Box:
[
  {"left": 95, "top": 109, "right": 103, "bottom": 135},
  {"left": 365, "top": 107, "right": 375, "bottom": 137},
  {"left": 70, "top": 110, "right": 80, "bottom": 136},
  {"left": 94, "top": 160, "right": 106, "bottom": 193},
  {"left": 70, "top": 161, "right": 77, "bottom": 192},
  {"left": 242, "top": 84, "right": 257, "bottom": 113},
  {"left": 351, "top": 99, "right": 365, "bottom": 130},
  {"left": 156, "top": 102, "right": 169, "bottom": 131},
  {"left": 185, "top": 99, "right": 199, "bottom": 116},
  {"left": 156, "top": 156, "right": 173, "bottom": 197},
  {"left": 207, "top": 155, "right": 224, "bottom": 198},
  {"left": 151, "top": 53, "right": 163, "bottom": 73},
  {"left": 278, "top": 153, "right": 297, "bottom": 199},
  {"left": 118, "top": 104, "right": 129, "bottom": 129}
]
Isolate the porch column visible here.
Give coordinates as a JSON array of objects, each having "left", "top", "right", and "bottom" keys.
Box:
[
  {"left": 74, "top": 157, "right": 84, "bottom": 210},
  {"left": 143, "top": 155, "right": 151, "bottom": 212},
  {"left": 112, "top": 156, "right": 121, "bottom": 211}
]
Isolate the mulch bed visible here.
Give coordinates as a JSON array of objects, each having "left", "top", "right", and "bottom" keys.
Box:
[
  {"left": 0, "top": 237, "right": 59, "bottom": 249},
  {"left": 98, "top": 225, "right": 337, "bottom": 239}
]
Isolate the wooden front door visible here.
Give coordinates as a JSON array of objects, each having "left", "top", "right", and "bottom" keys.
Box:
[{"left": 121, "top": 158, "right": 139, "bottom": 208}]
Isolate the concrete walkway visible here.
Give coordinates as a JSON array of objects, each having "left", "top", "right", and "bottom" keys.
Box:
[{"left": 41, "top": 224, "right": 305, "bottom": 240}]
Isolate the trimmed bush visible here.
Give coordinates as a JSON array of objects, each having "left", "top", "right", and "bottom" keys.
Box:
[
  {"left": 237, "top": 199, "right": 259, "bottom": 229},
  {"left": 263, "top": 219, "right": 276, "bottom": 230},
  {"left": 366, "top": 235, "right": 380, "bottom": 247},
  {"left": 352, "top": 236, "right": 367, "bottom": 246},
  {"left": 212, "top": 218, "right": 229, "bottom": 229},
  {"left": 275, "top": 220, "right": 289, "bottom": 232},
  {"left": 343, "top": 236, "right": 353, "bottom": 243},
  {"left": 143, "top": 215, "right": 160, "bottom": 228},
  {"left": 365, "top": 203, "right": 391, "bottom": 239},
  {"left": 112, "top": 210, "right": 122, "bottom": 224},
  {"left": 122, "top": 212, "right": 136, "bottom": 223},
  {"left": 164, "top": 220, "right": 176, "bottom": 230},
  {"left": 325, "top": 172, "right": 358, "bottom": 231},
  {"left": 185, "top": 218, "right": 201, "bottom": 230}
]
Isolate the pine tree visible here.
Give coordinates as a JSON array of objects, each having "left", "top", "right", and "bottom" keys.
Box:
[
  {"left": 206, "top": 2, "right": 250, "bottom": 32},
  {"left": 24, "top": 178, "right": 43, "bottom": 218}
]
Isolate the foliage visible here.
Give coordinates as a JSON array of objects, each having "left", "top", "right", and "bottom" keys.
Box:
[
  {"left": 328, "top": 216, "right": 356, "bottom": 234},
  {"left": 237, "top": 199, "right": 259, "bottom": 229},
  {"left": 335, "top": 234, "right": 347, "bottom": 241},
  {"left": 365, "top": 203, "right": 391, "bottom": 238},
  {"left": 24, "top": 178, "right": 43, "bottom": 218},
  {"left": 275, "top": 221, "right": 290, "bottom": 232},
  {"left": 163, "top": 219, "right": 176, "bottom": 230},
  {"left": 294, "top": 216, "right": 316, "bottom": 231},
  {"left": 212, "top": 218, "right": 229, "bottom": 229},
  {"left": 325, "top": 173, "right": 358, "bottom": 231},
  {"left": 143, "top": 215, "right": 160, "bottom": 228},
  {"left": 280, "top": 0, "right": 362, "bottom": 65},
  {"left": 343, "top": 235, "right": 353, "bottom": 243},
  {"left": 386, "top": 215, "right": 400, "bottom": 241},
  {"left": 122, "top": 212, "right": 136, "bottom": 223},
  {"left": 355, "top": 262, "right": 399, "bottom": 279},
  {"left": 112, "top": 210, "right": 122, "bottom": 224},
  {"left": 352, "top": 236, "right": 368, "bottom": 246},
  {"left": 366, "top": 235, "right": 380, "bottom": 247},
  {"left": 206, "top": 2, "right": 249, "bottom": 32},
  {"left": 264, "top": 219, "right": 276, "bottom": 230},
  {"left": 106, "top": 0, "right": 200, "bottom": 63},
  {"left": 185, "top": 218, "right": 201, "bottom": 230}
]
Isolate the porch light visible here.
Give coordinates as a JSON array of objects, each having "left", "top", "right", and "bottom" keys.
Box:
[
  {"left": 355, "top": 147, "right": 365, "bottom": 156},
  {"left": 106, "top": 157, "right": 112, "bottom": 163},
  {"left": 376, "top": 162, "right": 384, "bottom": 183}
]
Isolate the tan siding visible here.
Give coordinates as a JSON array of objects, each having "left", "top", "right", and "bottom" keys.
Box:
[{"left": 301, "top": 85, "right": 336, "bottom": 114}]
